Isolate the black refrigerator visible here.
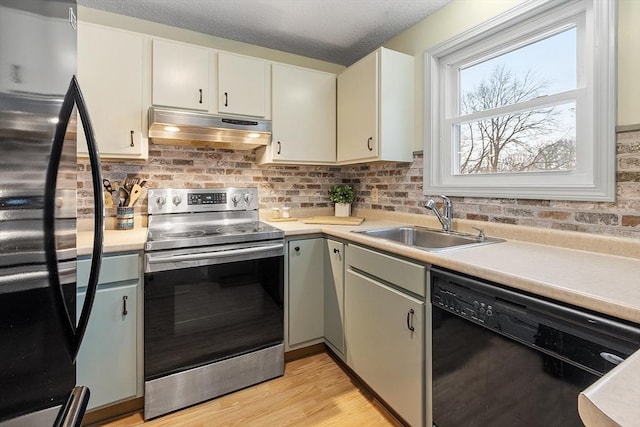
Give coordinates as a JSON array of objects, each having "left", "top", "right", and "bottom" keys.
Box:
[{"left": 0, "top": 0, "right": 104, "bottom": 425}]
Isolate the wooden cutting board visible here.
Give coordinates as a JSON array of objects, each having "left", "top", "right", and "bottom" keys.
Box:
[
  {"left": 265, "top": 217, "right": 298, "bottom": 222},
  {"left": 302, "top": 216, "right": 365, "bottom": 225}
]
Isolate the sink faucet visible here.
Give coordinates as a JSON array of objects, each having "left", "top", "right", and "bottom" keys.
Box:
[{"left": 425, "top": 195, "right": 453, "bottom": 232}]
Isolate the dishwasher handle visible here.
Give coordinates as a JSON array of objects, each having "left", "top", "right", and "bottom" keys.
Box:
[{"left": 493, "top": 298, "right": 528, "bottom": 317}]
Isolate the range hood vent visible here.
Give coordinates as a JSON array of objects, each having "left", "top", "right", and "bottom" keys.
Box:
[{"left": 148, "top": 107, "right": 271, "bottom": 150}]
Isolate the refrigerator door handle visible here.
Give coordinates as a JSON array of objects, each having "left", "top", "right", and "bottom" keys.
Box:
[
  {"left": 53, "top": 386, "right": 90, "bottom": 427},
  {"left": 44, "top": 75, "right": 104, "bottom": 362}
]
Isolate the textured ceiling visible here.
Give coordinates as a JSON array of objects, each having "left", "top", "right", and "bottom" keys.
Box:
[{"left": 77, "top": 0, "right": 450, "bottom": 66}]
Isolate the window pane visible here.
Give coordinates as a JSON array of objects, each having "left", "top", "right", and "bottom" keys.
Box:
[
  {"left": 455, "top": 102, "right": 576, "bottom": 174},
  {"left": 460, "top": 28, "right": 576, "bottom": 114}
]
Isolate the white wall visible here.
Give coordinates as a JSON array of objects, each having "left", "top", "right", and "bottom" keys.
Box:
[{"left": 385, "top": 0, "right": 640, "bottom": 150}]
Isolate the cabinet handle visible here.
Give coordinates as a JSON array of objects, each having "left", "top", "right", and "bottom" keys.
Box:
[
  {"left": 130, "top": 130, "right": 134, "bottom": 147},
  {"left": 122, "top": 295, "right": 128, "bottom": 316},
  {"left": 407, "top": 308, "right": 415, "bottom": 331},
  {"left": 224, "top": 92, "right": 228, "bottom": 107},
  {"left": 199, "top": 89, "right": 203, "bottom": 104},
  {"left": 277, "top": 141, "right": 281, "bottom": 155},
  {"left": 367, "top": 137, "right": 373, "bottom": 151}
]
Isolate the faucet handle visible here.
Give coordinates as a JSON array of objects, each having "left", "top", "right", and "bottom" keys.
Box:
[{"left": 472, "top": 227, "right": 485, "bottom": 242}]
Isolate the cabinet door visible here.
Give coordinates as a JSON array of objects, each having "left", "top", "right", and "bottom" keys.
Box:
[
  {"left": 324, "top": 239, "right": 344, "bottom": 354},
  {"left": 337, "top": 50, "right": 378, "bottom": 162},
  {"left": 218, "top": 52, "right": 267, "bottom": 117},
  {"left": 288, "top": 239, "right": 324, "bottom": 346},
  {"left": 345, "top": 268, "right": 424, "bottom": 426},
  {"left": 271, "top": 64, "right": 336, "bottom": 163},
  {"left": 152, "top": 39, "right": 209, "bottom": 111},
  {"left": 77, "top": 23, "right": 147, "bottom": 159},
  {"left": 76, "top": 283, "right": 138, "bottom": 410}
]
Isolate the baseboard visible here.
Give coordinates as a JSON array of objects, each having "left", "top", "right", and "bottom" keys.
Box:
[
  {"left": 284, "top": 342, "right": 325, "bottom": 362},
  {"left": 82, "top": 397, "right": 143, "bottom": 426}
]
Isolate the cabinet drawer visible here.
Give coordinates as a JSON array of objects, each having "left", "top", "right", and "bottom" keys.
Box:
[
  {"left": 78, "top": 253, "right": 139, "bottom": 288},
  {"left": 346, "top": 245, "right": 425, "bottom": 297}
]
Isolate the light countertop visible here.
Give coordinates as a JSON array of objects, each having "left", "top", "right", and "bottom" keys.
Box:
[
  {"left": 77, "top": 227, "right": 148, "bottom": 256},
  {"left": 271, "top": 216, "right": 640, "bottom": 324},
  {"left": 80, "top": 210, "right": 640, "bottom": 427}
]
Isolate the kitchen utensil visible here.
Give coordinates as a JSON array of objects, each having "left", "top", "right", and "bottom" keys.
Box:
[
  {"left": 116, "top": 181, "right": 129, "bottom": 207},
  {"left": 127, "top": 184, "right": 142, "bottom": 207},
  {"left": 102, "top": 179, "right": 114, "bottom": 194},
  {"left": 104, "top": 190, "right": 114, "bottom": 208}
]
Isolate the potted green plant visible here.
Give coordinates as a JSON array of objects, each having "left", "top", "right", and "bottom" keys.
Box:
[{"left": 328, "top": 184, "right": 355, "bottom": 217}]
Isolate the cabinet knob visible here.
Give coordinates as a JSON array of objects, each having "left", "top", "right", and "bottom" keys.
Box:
[
  {"left": 367, "top": 136, "right": 373, "bottom": 151},
  {"left": 294, "top": 246, "right": 300, "bottom": 252},
  {"left": 333, "top": 247, "right": 341, "bottom": 260},
  {"left": 122, "top": 295, "right": 128, "bottom": 316},
  {"left": 130, "top": 130, "right": 134, "bottom": 147}
]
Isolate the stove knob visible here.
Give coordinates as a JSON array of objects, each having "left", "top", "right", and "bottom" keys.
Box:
[
  {"left": 172, "top": 195, "right": 182, "bottom": 206},
  {"left": 156, "top": 196, "right": 166, "bottom": 207},
  {"left": 243, "top": 193, "right": 253, "bottom": 205},
  {"left": 231, "top": 194, "right": 240, "bottom": 207}
]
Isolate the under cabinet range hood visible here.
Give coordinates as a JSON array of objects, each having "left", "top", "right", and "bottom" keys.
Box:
[{"left": 148, "top": 107, "right": 271, "bottom": 150}]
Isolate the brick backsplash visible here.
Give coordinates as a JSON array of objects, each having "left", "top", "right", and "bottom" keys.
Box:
[
  {"left": 78, "top": 130, "right": 640, "bottom": 239},
  {"left": 77, "top": 145, "right": 342, "bottom": 217}
]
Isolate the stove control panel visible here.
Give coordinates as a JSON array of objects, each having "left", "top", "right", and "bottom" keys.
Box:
[
  {"left": 148, "top": 188, "right": 259, "bottom": 214},
  {"left": 188, "top": 193, "right": 226, "bottom": 205}
]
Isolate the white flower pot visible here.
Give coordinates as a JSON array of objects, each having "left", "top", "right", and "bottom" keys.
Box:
[{"left": 334, "top": 203, "right": 351, "bottom": 217}]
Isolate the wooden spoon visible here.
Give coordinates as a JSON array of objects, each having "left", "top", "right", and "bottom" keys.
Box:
[
  {"left": 104, "top": 189, "right": 114, "bottom": 208},
  {"left": 127, "top": 183, "right": 142, "bottom": 207}
]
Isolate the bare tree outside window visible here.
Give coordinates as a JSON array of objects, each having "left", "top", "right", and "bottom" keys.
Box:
[{"left": 457, "top": 65, "right": 576, "bottom": 174}]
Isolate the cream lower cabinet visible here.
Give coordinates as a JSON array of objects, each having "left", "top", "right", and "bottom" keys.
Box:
[
  {"left": 287, "top": 238, "right": 345, "bottom": 355},
  {"left": 345, "top": 244, "right": 425, "bottom": 426},
  {"left": 323, "top": 239, "right": 345, "bottom": 356},
  {"left": 77, "top": 23, "right": 147, "bottom": 159},
  {"left": 287, "top": 239, "right": 325, "bottom": 347},
  {"left": 76, "top": 253, "right": 141, "bottom": 410},
  {"left": 257, "top": 64, "right": 336, "bottom": 165}
]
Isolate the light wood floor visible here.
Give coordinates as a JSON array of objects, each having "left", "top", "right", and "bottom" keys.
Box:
[{"left": 94, "top": 352, "right": 401, "bottom": 427}]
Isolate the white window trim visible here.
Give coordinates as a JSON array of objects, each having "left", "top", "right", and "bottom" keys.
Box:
[{"left": 424, "top": 0, "right": 617, "bottom": 201}]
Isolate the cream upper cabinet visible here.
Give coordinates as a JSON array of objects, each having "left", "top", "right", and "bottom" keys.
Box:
[
  {"left": 77, "top": 23, "right": 147, "bottom": 159},
  {"left": 337, "top": 47, "right": 414, "bottom": 164},
  {"left": 152, "top": 39, "right": 209, "bottom": 111},
  {"left": 217, "top": 52, "right": 268, "bottom": 117},
  {"left": 257, "top": 64, "right": 336, "bottom": 165}
]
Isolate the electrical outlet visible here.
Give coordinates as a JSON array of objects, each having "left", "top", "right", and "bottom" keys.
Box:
[{"left": 371, "top": 187, "right": 379, "bottom": 202}]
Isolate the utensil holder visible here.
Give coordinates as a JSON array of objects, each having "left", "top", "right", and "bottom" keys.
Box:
[{"left": 116, "top": 207, "right": 134, "bottom": 230}]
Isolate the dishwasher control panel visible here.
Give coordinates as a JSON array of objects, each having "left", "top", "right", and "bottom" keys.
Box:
[{"left": 432, "top": 278, "right": 494, "bottom": 324}]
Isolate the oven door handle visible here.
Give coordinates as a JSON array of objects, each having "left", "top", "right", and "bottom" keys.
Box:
[{"left": 147, "top": 243, "right": 284, "bottom": 264}]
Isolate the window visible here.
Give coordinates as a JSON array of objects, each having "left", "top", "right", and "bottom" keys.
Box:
[{"left": 424, "top": 0, "right": 616, "bottom": 201}]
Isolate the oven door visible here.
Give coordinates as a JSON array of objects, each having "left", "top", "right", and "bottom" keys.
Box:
[{"left": 144, "top": 242, "right": 284, "bottom": 381}]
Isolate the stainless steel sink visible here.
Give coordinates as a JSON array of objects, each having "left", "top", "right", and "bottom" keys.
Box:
[{"left": 353, "top": 226, "right": 503, "bottom": 252}]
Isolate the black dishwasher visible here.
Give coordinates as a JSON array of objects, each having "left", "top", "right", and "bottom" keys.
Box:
[{"left": 430, "top": 267, "right": 640, "bottom": 427}]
